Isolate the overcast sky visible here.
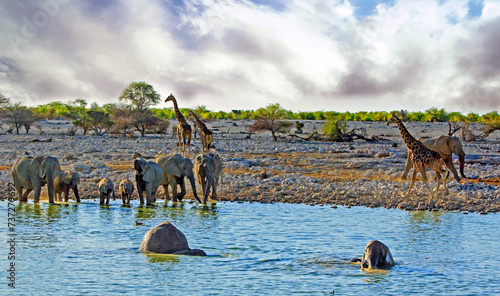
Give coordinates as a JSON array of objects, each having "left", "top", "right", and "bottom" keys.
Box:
[{"left": 1, "top": 0, "right": 499, "bottom": 113}]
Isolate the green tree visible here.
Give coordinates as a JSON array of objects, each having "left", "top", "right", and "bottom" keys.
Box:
[
  {"left": 119, "top": 82, "right": 161, "bottom": 110},
  {"left": 87, "top": 110, "right": 113, "bottom": 136},
  {"left": 131, "top": 109, "right": 160, "bottom": 137},
  {"left": 71, "top": 99, "right": 91, "bottom": 135},
  {"left": 249, "top": 103, "right": 292, "bottom": 141}
]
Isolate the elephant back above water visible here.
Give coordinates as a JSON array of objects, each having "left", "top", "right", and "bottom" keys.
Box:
[
  {"left": 156, "top": 153, "right": 201, "bottom": 203},
  {"left": 11, "top": 156, "right": 62, "bottom": 203}
]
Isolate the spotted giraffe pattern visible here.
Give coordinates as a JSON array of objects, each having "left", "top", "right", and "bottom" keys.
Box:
[
  {"left": 387, "top": 115, "right": 448, "bottom": 198},
  {"left": 165, "top": 94, "right": 191, "bottom": 157},
  {"left": 189, "top": 111, "right": 213, "bottom": 153}
]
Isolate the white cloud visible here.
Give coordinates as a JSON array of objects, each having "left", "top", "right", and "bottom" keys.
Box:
[{"left": 0, "top": 0, "right": 498, "bottom": 113}]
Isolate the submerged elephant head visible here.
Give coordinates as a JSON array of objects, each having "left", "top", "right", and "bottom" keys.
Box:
[{"left": 361, "top": 240, "right": 395, "bottom": 270}]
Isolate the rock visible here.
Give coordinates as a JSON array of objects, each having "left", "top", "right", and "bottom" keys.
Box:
[
  {"left": 72, "top": 164, "right": 92, "bottom": 174},
  {"left": 139, "top": 222, "right": 207, "bottom": 256}
]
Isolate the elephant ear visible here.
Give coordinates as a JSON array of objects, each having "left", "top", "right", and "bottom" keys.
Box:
[
  {"left": 71, "top": 172, "right": 80, "bottom": 186},
  {"left": 134, "top": 159, "right": 142, "bottom": 172},
  {"left": 165, "top": 158, "right": 182, "bottom": 177},
  {"left": 63, "top": 171, "right": 72, "bottom": 184},
  {"left": 214, "top": 154, "right": 223, "bottom": 180},
  {"left": 29, "top": 156, "right": 45, "bottom": 178},
  {"left": 142, "top": 162, "right": 155, "bottom": 182},
  {"left": 99, "top": 180, "right": 108, "bottom": 193}
]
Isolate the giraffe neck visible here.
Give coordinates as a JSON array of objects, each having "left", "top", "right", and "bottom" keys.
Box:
[
  {"left": 395, "top": 120, "right": 420, "bottom": 152},
  {"left": 190, "top": 112, "right": 207, "bottom": 130},
  {"left": 171, "top": 98, "right": 187, "bottom": 123}
]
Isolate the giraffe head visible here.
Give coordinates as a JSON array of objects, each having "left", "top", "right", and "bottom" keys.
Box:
[
  {"left": 165, "top": 93, "right": 175, "bottom": 103},
  {"left": 386, "top": 114, "right": 401, "bottom": 126}
]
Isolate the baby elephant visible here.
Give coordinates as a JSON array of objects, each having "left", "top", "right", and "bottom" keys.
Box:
[
  {"left": 98, "top": 177, "right": 116, "bottom": 205},
  {"left": 119, "top": 179, "right": 134, "bottom": 205},
  {"left": 361, "top": 240, "right": 395, "bottom": 270},
  {"left": 54, "top": 171, "right": 80, "bottom": 202}
]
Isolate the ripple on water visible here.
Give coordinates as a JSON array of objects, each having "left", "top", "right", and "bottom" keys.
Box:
[{"left": 1, "top": 201, "right": 499, "bottom": 295}]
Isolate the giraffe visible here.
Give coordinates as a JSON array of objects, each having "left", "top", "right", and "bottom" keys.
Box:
[
  {"left": 189, "top": 111, "right": 213, "bottom": 153},
  {"left": 386, "top": 115, "right": 449, "bottom": 198},
  {"left": 165, "top": 94, "right": 191, "bottom": 157}
]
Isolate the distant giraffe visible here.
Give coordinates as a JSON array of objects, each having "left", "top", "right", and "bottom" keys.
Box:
[
  {"left": 386, "top": 115, "right": 448, "bottom": 198},
  {"left": 165, "top": 94, "right": 191, "bottom": 157},
  {"left": 189, "top": 111, "right": 213, "bottom": 153}
]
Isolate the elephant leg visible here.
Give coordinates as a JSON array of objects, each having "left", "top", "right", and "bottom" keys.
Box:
[
  {"left": 33, "top": 185, "right": 41, "bottom": 203},
  {"left": 22, "top": 188, "right": 32, "bottom": 202},
  {"left": 99, "top": 192, "right": 105, "bottom": 205},
  {"left": 171, "top": 184, "right": 178, "bottom": 202},
  {"left": 163, "top": 185, "right": 170, "bottom": 201},
  {"left": 121, "top": 193, "right": 126, "bottom": 204},
  {"left": 201, "top": 178, "right": 207, "bottom": 197},
  {"left": 211, "top": 183, "right": 217, "bottom": 200},
  {"left": 445, "top": 157, "right": 461, "bottom": 182},
  {"left": 402, "top": 153, "right": 413, "bottom": 180},
  {"left": 138, "top": 188, "right": 145, "bottom": 204},
  {"left": 178, "top": 178, "right": 186, "bottom": 201},
  {"left": 14, "top": 183, "right": 24, "bottom": 201},
  {"left": 106, "top": 194, "right": 110, "bottom": 205},
  {"left": 146, "top": 185, "right": 153, "bottom": 205}
]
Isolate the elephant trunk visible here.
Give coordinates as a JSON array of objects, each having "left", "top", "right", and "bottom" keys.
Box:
[
  {"left": 188, "top": 174, "right": 201, "bottom": 203},
  {"left": 63, "top": 183, "right": 70, "bottom": 202},
  {"left": 204, "top": 179, "right": 212, "bottom": 204},
  {"left": 46, "top": 171, "right": 55, "bottom": 203},
  {"left": 73, "top": 185, "right": 81, "bottom": 202}
]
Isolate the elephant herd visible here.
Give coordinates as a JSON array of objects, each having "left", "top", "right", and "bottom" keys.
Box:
[{"left": 10, "top": 153, "right": 223, "bottom": 205}]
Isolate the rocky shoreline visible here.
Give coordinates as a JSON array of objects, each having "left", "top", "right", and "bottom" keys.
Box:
[{"left": 1, "top": 120, "right": 499, "bottom": 214}]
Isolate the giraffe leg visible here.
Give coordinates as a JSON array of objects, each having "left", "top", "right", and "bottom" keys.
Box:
[
  {"left": 434, "top": 171, "right": 441, "bottom": 198},
  {"left": 177, "top": 130, "right": 183, "bottom": 155},
  {"left": 201, "top": 134, "right": 206, "bottom": 154},
  {"left": 405, "top": 169, "right": 417, "bottom": 196},
  {"left": 187, "top": 133, "right": 191, "bottom": 157},
  {"left": 417, "top": 165, "right": 434, "bottom": 198}
]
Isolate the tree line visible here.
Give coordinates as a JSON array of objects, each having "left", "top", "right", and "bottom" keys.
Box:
[{"left": 1, "top": 82, "right": 499, "bottom": 139}]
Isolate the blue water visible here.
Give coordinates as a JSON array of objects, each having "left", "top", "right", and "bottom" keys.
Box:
[{"left": 1, "top": 200, "right": 499, "bottom": 295}]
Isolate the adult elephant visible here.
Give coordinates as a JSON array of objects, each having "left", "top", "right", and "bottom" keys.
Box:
[
  {"left": 156, "top": 153, "right": 201, "bottom": 203},
  {"left": 402, "top": 135, "right": 466, "bottom": 182},
  {"left": 194, "top": 153, "right": 222, "bottom": 203},
  {"left": 11, "top": 156, "right": 62, "bottom": 203},
  {"left": 54, "top": 171, "right": 80, "bottom": 202},
  {"left": 134, "top": 158, "right": 163, "bottom": 205}
]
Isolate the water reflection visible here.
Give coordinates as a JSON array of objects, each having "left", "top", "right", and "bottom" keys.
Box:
[
  {"left": 16, "top": 202, "right": 67, "bottom": 223},
  {"left": 144, "top": 253, "right": 181, "bottom": 264}
]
